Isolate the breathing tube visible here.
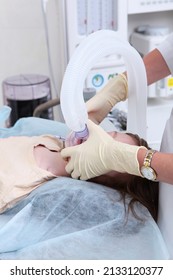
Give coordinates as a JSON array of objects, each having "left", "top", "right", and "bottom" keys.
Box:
[{"left": 60, "top": 30, "right": 147, "bottom": 145}]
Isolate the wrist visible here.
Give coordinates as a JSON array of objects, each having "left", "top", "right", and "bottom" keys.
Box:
[
  {"left": 138, "top": 147, "right": 158, "bottom": 181},
  {"left": 137, "top": 147, "right": 149, "bottom": 169}
]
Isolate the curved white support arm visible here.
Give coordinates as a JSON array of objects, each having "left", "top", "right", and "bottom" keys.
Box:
[{"left": 60, "top": 30, "right": 147, "bottom": 139}]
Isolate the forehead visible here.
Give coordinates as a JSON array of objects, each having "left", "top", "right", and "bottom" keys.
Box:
[{"left": 108, "top": 131, "right": 137, "bottom": 145}]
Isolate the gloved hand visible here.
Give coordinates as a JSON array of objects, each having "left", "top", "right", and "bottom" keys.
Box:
[
  {"left": 61, "top": 120, "right": 146, "bottom": 180},
  {"left": 86, "top": 74, "right": 128, "bottom": 123}
]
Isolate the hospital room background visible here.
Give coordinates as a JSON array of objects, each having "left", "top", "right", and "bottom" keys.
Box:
[
  {"left": 0, "top": 0, "right": 173, "bottom": 261},
  {"left": 0, "top": 0, "right": 173, "bottom": 150}
]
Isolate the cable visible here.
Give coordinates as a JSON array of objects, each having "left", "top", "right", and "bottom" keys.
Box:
[
  {"left": 41, "top": 0, "right": 59, "bottom": 97},
  {"left": 42, "top": 0, "right": 49, "bottom": 12}
]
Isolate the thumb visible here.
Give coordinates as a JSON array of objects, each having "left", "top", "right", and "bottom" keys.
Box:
[{"left": 61, "top": 146, "right": 75, "bottom": 159}]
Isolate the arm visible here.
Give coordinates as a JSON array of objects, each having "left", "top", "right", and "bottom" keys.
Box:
[
  {"left": 143, "top": 48, "right": 171, "bottom": 85},
  {"left": 123, "top": 48, "right": 171, "bottom": 86},
  {"left": 139, "top": 33, "right": 173, "bottom": 183},
  {"left": 143, "top": 33, "right": 173, "bottom": 85},
  {"left": 138, "top": 148, "right": 173, "bottom": 185}
]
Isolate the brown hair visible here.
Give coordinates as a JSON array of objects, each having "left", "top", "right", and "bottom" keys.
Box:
[{"left": 89, "top": 133, "right": 158, "bottom": 222}]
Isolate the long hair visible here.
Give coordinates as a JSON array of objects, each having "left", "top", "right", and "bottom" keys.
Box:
[{"left": 89, "top": 133, "right": 159, "bottom": 222}]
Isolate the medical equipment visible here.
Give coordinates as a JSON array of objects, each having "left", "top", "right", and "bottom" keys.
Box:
[
  {"left": 130, "top": 26, "right": 173, "bottom": 98},
  {"left": 61, "top": 0, "right": 128, "bottom": 92},
  {"left": 2, "top": 74, "right": 53, "bottom": 126},
  {"left": 128, "top": 0, "right": 173, "bottom": 14},
  {"left": 65, "top": 0, "right": 127, "bottom": 58},
  {"left": 41, "top": 0, "right": 60, "bottom": 98},
  {"left": 60, "top": 29, "right": 147, "bottom": 142},
  {"left": 56, "top": 0, "right": 173, "bottom": 94}
]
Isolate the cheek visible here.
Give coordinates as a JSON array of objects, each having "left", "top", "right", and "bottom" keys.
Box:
[{"left": 58, "top": 159, "right": 70, "bottom": 177}]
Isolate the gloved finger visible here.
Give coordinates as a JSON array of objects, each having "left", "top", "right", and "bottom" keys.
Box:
[
  {"left": 65, "top": 160, "right": 76, "bottom": 175},
  {"left": 61, "top": 146, "right": 75, "bottom": 159},
  {"left": 79, "top": 174, "right": 88, "bottom": 181},
  {"left": 80, "top": 170, "right": 95, "bottom": 181},
  {"left": 87, "top": 119, "right": 109, "bottom": 137},
  {"left": 71, "top": 169, "right": 82, "bottom": 180}
]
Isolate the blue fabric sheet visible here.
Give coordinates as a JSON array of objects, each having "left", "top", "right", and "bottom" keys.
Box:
[{"left": 0, "top": 115, "right": 170, "bottom": 259}]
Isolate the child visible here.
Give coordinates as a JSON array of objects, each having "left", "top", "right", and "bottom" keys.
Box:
[{"left": 0, "top": 129, "right": 158, "bottom": 222}]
